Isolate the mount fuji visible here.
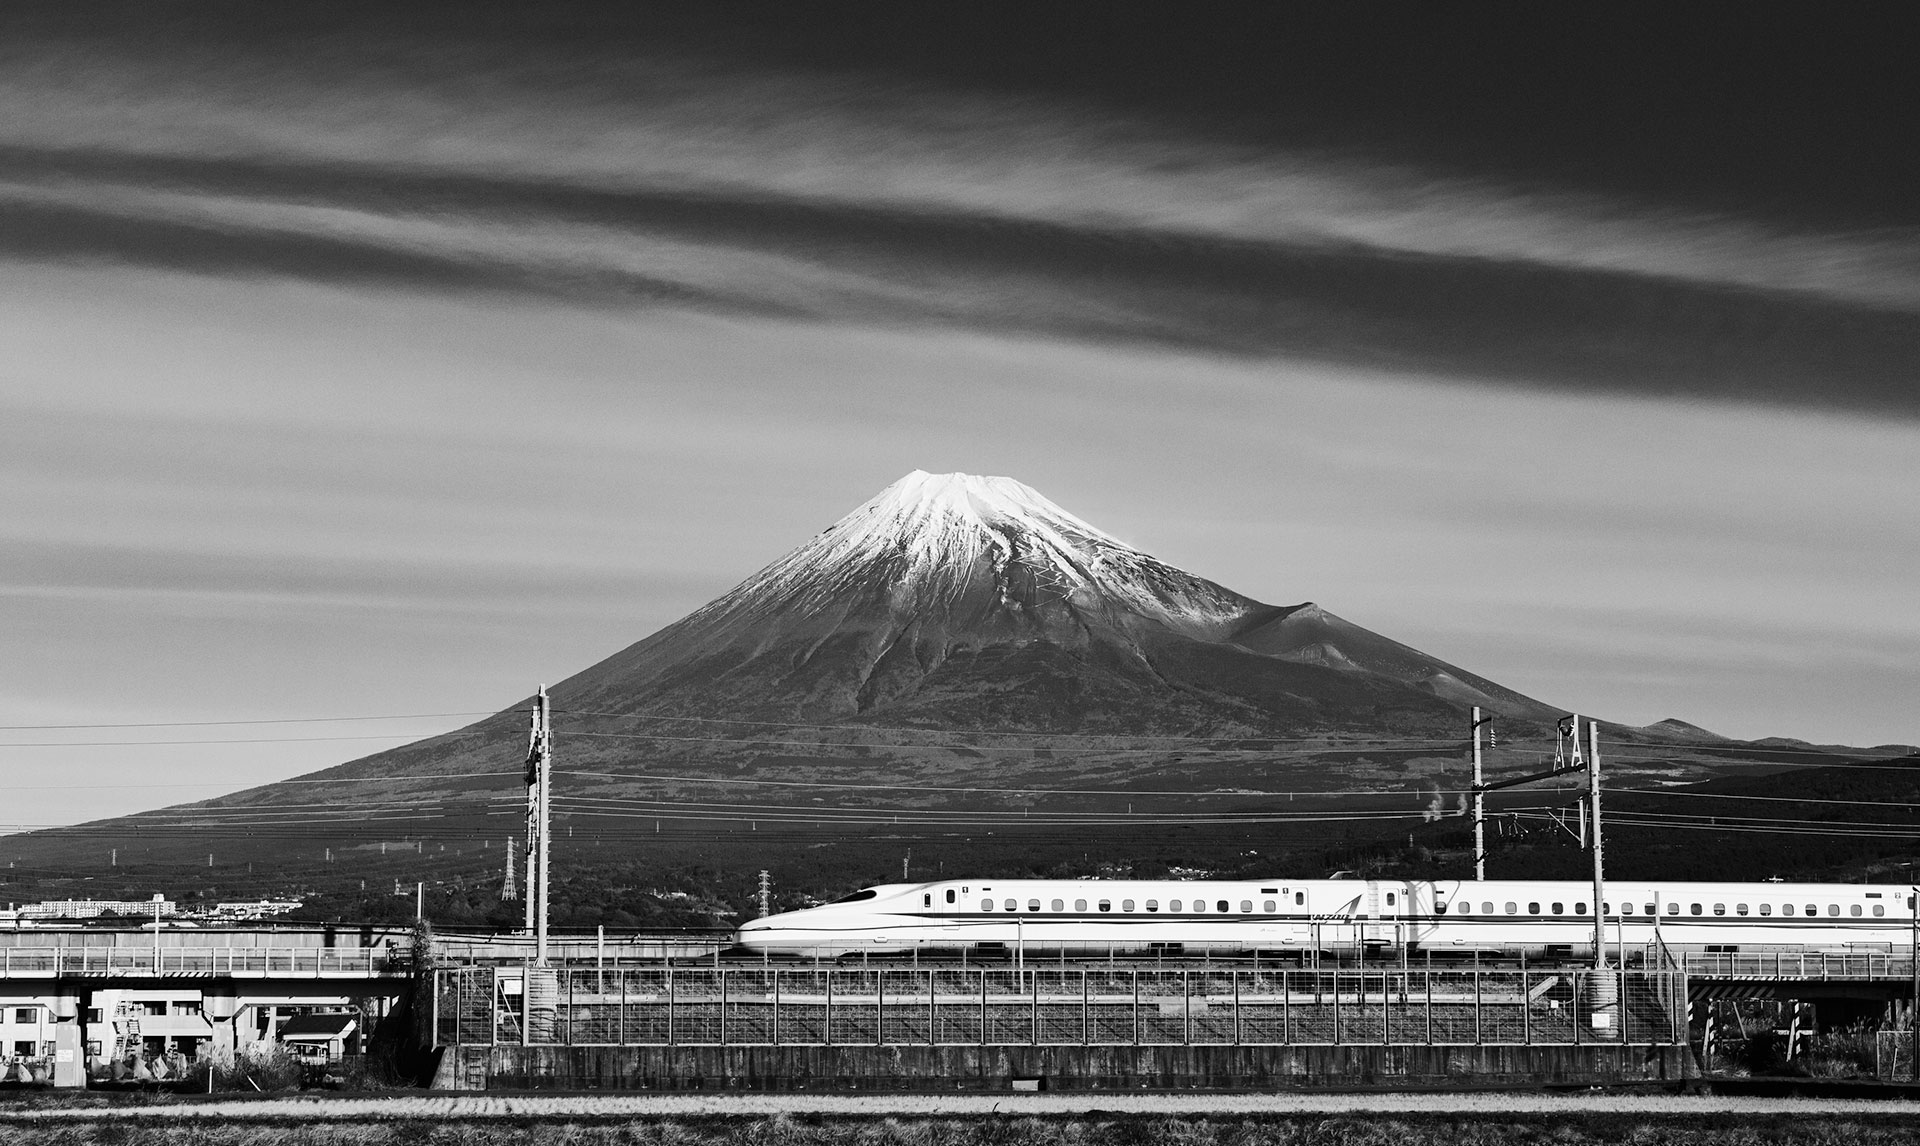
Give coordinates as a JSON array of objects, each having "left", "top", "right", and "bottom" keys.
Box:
[
  {"left": 13, "top": 469, "right": 1906, "bottom": 895},
  {"left": 551, "top": 470, "right": 1559, "bottom": 732}
]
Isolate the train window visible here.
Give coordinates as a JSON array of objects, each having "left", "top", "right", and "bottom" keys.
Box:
[
  {"left": 1828, "top": 904, "right": 1840, "bottom": 917},
  {"left": 1263, "top": 900, "right": 1276, "bottom": 913},
  {"left": 1850, "top": 905, "right": 1863, "bottom": 917},
  {"left": 1782, "top": 904, "right": 1794, "bottom": 916},
  {"left": 1122, "top": 899, "right": 1135, "bottom": 912},
  {"left": 1051, "top": 899, "right": 1063, "bottom": 912},
  {"left": 1098, "top": 900, "right": 1112, "bottom": 913},
  {"left": 1217, "top": 900, "right": 1230, "bottom": 913},
  {"left": 1482, "top": 902, "right": 1493, "bottom": 914},
  {"left": 1239, "top": 900, "right": 1252, "bottom": 913},
  {"left": 924, "top": 894, "right": 932, "bottom": 908},
  {"left": 1575, "top": 903, "right": 1586, "bottom": 915},
  {"left": 1736, "top": 904, "right": 1748, "bottom": 916},
  {"left": 981, "top": 900, "right": 993, "bottom": 911},
  {"left": 1711, "top": 903, "right": 1725, "bottom": 916},
  {"left": 1386, "top": 893, "right": 1396, "bottom": 906},
  {"left": 1759, "top": 904, "right": 1772, "bottom": 916},
  {"left": 1027, "top": 899, "right": 1041, "bottom": 912},
  {"left": 946, "top": 890, "right": 956, "bottom": 904},
  {"left": 1551, "top": 902, "right": 1564, "bottom": 914},
  {"left": 833, "top": 889, "right": 880, "bottom": 903},
  {"left": 1075, "top": 899, "right": 1087, "bottom": 912},
  {"left": 1667, "top": 904, "right": 1679, "bottom": 915},
  {"left": 1690, "top": 904, "right": 1702, "bottom": 916},
  {"left": 1295, "top": 892, "right": 1306, "bottom": 906},
  {"left": 1644, "top": 904, "right": 1655, "bottom": 915},
  {"left": 1005, "top": 899, "right": 1017, "bottom": 912},
  {"left": 1146, "top": 900, "right": 1159, "bottom": 913},
  {"left": 1170, "top": 900, "right": 1183, "bottom": 913},
  {"left": 1874, "top": 905, "right": 1886, "bottom": 917},
  {"left": 1436, "top": 902, "right": 1448, "bottom": 915},
  {"left": 1528, "top": 903, "right": 1540, "bottom": 915},
  {"left": 1504, "top": 902, "right": 1516, "bottom": 915}
]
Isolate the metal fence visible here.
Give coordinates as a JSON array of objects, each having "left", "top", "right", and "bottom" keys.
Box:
[
  {"left": 0, "top": 946, "right": 407, "bottom": 978},
  {"left": 435, "top": 965, "right": 1686, "bottom": 1048},
  {"left": 1681, "top": 951, "right": 1917, "bottom": 981}
]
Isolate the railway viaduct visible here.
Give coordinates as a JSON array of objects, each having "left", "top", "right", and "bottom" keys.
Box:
[{"left": 2, "top": 929, "right": 1914, "bottom": 1090}]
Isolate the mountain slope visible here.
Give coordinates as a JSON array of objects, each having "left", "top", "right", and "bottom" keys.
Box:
[{"left": 551, "top": 470, "right": 1560, "bottom": 730}]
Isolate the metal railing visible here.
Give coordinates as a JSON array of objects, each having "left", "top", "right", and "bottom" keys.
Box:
[
  {"left": 435, "top": 965, "right": 1686, "bottom": 1048},
  {"left": 1680, "top": 951, "right": 1917, "bottom": 981},
  {"left": 0, "top": 946, "right": 410, "bottom": 978}
]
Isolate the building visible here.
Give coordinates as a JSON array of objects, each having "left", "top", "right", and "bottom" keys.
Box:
[{"left": 18, "top": 894, "right": 175, "bottom": 921}]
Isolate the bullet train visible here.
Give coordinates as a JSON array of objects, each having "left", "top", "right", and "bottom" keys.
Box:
[{"left": 734, "top": 877, "right": 1920, "bottom": 958}]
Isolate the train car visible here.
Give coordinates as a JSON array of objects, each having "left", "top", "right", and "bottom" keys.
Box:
[{"left": 733, "top": 877, "right": 1919, "bottom": 958}]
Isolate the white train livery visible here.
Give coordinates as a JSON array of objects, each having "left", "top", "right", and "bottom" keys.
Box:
[{"left": 734, "top": 877, "right": 1919, "bottom": 957}]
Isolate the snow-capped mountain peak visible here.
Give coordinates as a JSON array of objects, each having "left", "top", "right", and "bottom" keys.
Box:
[{"left": 708, "top": 471, "right": 1257, "bottom": 634}]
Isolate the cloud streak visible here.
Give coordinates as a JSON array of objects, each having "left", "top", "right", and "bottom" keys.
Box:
[{"left": 5, "top": 146, "right": 1919, "bottom": 416}]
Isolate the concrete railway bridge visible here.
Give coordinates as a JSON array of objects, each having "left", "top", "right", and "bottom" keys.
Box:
[{"left": 0, "top": 929, "right": 1915, "bottom": 1090}]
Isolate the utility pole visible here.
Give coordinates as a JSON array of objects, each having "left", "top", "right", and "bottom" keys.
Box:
[
  {"left": 757, "top": 870, "right": 771, "bottom": 919},
  {"left": 523, "top": 685, "right": 553, "bottom": 965},
  {"left": 1470, "top": 707, "right": 1492, "bottom": 880},
  {"left": 416, "top": 881, "right": 424, "bottom": 921},
  {"left": 1469, "top": 712, "right": 1604, "bottom": 961},
  {"left": 1582, "top": 717, "right": 1605, "bottom": 971},
  {"left": 501, "top": 840, "right": 518, "bottom": 902}
]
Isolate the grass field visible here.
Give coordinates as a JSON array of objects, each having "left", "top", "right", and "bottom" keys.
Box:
[{"left": 5, "top": 1099, "right": 1920, "bottom": 1146}]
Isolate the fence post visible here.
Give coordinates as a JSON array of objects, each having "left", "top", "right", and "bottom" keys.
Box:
[
  {"left": 1183, "top": 969, "right": 1192, "bottom": 1045},
  {"left": 1281, "top": 969, "right": 1290, "bottom": 1045},
  {"left": 720, "top": 970, "right": 728, "bottom": 1047},
  {"left": 618, "top": 970, "right": 626, "bottom": 1046},
  {"left": 1521, "top": 969, "right": 1529, "bottom": 1045},
  {"left": 667, "top": 968, "right": 676, "bottom": 1046},
  {"left": 1472, "top": 968, "right": 1481, "bottom": 1044},
  {"left": 1132, "top": 969, "right": 1144, "bottom": 1045},
  {"left": 1233, "top": 970, "right": 1241, "bottom": 1045},
  {"left": 1081, "top": 969, "right": 1089, "bottom": 1046},
  {"left": 1333, "top": 970, "right": 1341, "bottom": 1045}
]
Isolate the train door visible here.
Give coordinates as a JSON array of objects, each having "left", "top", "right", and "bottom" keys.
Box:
[{"left": 1363, "top": 881, "right": 1394, "bottom": 947}]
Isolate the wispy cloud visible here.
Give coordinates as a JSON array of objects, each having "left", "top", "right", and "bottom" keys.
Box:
[
  {"left": 2, "top": 15, "right": 1917, "bottom": 416},
  {"left": 4, "top": 146, "right": 1919, "bottom": 416}
]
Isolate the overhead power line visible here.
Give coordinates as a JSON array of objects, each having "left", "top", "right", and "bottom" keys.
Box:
[{"left": 0, "top": 711, "right": 499, "bottom": 731}]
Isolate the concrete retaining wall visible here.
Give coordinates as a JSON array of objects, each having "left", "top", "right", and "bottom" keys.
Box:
[{"left": 433, "top": 1042, "right": 1695, "bottom": 1091}]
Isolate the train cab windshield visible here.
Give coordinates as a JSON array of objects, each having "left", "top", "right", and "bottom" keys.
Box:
[{"left": 830, "top": 889, "right": 879, "bottom": 904}]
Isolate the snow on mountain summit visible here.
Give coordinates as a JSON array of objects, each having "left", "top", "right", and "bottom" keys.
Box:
[{"left": 709, "top": 470, "right": 1261, "bottom": 637}]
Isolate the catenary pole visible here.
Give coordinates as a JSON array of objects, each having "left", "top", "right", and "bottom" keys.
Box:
[
  {"left": 1589, "top": 718, "right": 1606, "bottom": 970},
  {"left": 523, "top": 692, "right": 540, "bottom": 938},
  {"left": 1471, "top": 707, "right": 1487, "bottom": 881},
  {"left": 536, "top": 685, "right": 553, "bottom": 966}
]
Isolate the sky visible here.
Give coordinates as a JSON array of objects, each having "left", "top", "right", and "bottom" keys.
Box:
[{"left": 3, "top": 3, "right": 1918, "bottom": 832}]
